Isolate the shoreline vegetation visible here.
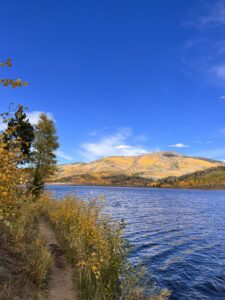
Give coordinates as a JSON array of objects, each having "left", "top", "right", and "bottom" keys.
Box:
[
  {"left": 0, "top": 191, "right": 171, "bottom": 300},
  {"left": 38, "top": 193, "right": 170, "bottom": 300},
  {"left": 0, "top": 61, "right": 169, "bottom": 299},
  {"left": 48, "top": 165, "right": 225, "bottom": 190},
  {"left": 0, "top": 147, "right": 170, "bottom": 299},
  {"left": 47, "top": 181, "right": 225, "bottom": 190}
]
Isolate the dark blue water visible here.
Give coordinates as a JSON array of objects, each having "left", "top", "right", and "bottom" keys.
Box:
[{"left": 47, "top": 185, "right": 225, "bottom": 300}]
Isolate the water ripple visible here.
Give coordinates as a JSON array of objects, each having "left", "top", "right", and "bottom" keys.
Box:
[{"left": 47, "top": 185, "right": 225, "bottom": 300}]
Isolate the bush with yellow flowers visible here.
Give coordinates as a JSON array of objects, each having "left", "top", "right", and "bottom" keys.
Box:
[
  {"left": 39, "top": 193, "right": 170, "bottom": 300},
  {"left": 0, "top": 141, "right": 25, "bottom": 221},
  {"left": 0, "top": 118, "right": 51, "bottom": 299}
]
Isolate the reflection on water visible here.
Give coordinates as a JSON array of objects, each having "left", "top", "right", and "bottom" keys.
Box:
[{"left": 47, "top": 185, "right": 225, "bottom": 300}]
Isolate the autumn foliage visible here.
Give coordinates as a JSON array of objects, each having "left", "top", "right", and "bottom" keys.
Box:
[
  {"left": 0, "top": 59, "right": 169, "bottom": 300},
  {"left": 38, "top": 194, "right": 170, "bottom": 300}
]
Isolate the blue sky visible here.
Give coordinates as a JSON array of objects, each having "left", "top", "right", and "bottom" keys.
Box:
[{"left": 1, "top": 0, "right": 225, "bottom": 163}]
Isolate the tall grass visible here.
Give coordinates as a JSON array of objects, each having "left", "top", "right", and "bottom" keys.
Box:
[
  {"left": 0, "top": 201, "right": 52, "bottom": 300},
  {"left": 39, "top": 193, "right": 170, "bottom": 300}
]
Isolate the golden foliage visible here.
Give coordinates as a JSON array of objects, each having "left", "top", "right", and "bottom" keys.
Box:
[
  {"left": 0, "top": 132, "right": 51, "bottom": 297},
  {"left": 39, "top": 194, "right": 170, "bottom": 300},
  {"left": 0, "top": 60, "right": 51, "bottom": 298},
  {"left": 0, "top": 58, "right": 28, "bottom": 87},
  {"left": 0, "top": 138, "right": 26, "bottom": 221},
  {"left": 39, "top": 194, "right": 124, "bottom": 298}
]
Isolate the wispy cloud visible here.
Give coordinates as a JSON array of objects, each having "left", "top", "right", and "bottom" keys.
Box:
[
  {"left": 183, "top": 38, "right": 202, "bottom": 49},
  {"left": 181, "top": 1, "right": 225, "bottom": 85},
  {"left": 88, "top": 130, "right": 98, "bottom": 136},
  {"left": 211, "top": 64, "right": 225, "bottom": 81},
  {"left": 56, "top": 150, "right": 73, "bottom": 161},
  {"left": 169, "top": 143, "right": 190, "bottom": 148},
  {"left": 194, "top": 148, "right": 225, "bottom": 161},
  {"left": 196, "top": 140, "right": 211, "bottom": 145},
  {"left": 80, "top": 128, "right": 149, "bottom": 161},
  {"left": 219, "top": 95, "right": 225, "bottom": 99},
  {"left": 183, "top": 2, "right": 225, "bottom": 29}
]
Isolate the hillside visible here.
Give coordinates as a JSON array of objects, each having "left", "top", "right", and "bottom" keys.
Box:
[
  {"left": 51, "top": 151, "right": 222, "bottom": 186},
  {"left": 156, "top": 166, "right": 225, "bottom": 189}
]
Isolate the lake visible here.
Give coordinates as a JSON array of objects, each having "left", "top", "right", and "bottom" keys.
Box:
[{"left": 47, "top": 185, "right": 225, "bottom": 300}]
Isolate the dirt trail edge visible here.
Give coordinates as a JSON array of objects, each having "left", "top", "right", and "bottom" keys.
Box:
[{"left": 39, "top": 219, "right": 78, "bottom": 300}]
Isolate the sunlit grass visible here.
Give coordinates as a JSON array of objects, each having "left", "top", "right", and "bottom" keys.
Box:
[
  {"left": 0, "top": 201, "right": 51, "bottom": 299},
  {"left": 38, "top": 193, "right": 170, "bottom": 300}
]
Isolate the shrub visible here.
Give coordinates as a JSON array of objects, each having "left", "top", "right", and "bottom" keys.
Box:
[
  {"left": 0, "top": 202, "right": 52, "bottom": 299},
  {"left": 39, "top": 193, "right": 170, "bottom": 300}
]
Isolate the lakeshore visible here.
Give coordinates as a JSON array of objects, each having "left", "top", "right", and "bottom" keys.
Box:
[{"left": 47, "top": 185, "right": 225, "bottom": 300}]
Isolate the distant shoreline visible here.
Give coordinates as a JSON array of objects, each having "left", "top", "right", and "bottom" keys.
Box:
[{"left": 46, "top": 182, "right": 225, "bottom": 191}]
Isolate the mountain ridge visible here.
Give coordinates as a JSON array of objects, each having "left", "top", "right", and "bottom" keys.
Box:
[{"left": 51, "top": 151, "right": 223, "bottom": 185}]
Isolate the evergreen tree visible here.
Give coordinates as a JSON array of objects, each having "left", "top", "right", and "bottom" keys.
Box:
[
  {"left": 3, "top": 105, "right": 35, "bottom": 163},
  {"left": 0, "top": 59, "right": 34, "bottom": 163},
  {"left": 31, "top": 113, "right": 59, "bottom": 197}
]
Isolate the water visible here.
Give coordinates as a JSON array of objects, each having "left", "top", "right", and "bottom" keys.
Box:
[{"left": 47, "top": 185, "right": 225, "bottom": 300}]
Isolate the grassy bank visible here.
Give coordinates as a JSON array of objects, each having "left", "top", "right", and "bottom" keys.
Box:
[
  {"left": 38, "top": 193, "right": 170, "bottom": 300},
  {"left": 0, "top": 201, "right": 51, "bottom": 300},
  {"left": 0, "top": 191, "right": 170, "bottom": 299}
]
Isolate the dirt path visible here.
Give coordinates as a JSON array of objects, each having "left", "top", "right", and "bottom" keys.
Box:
[{"left": 39, "top": 219, "right": 78, "bottom": 300}]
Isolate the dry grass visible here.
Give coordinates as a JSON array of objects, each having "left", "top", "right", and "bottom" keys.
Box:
[
  {"left": 0, "top": 202, "right": 52, "bottom": 300},
  {"left": 0, "top": 192, "right": 170, "bottom": 300},
  {"left": 38, "top": 193, "right": 170, "bottom": 300}
]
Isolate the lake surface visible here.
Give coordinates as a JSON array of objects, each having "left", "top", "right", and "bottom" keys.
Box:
[{"left": 47, "top": 185, "right": 225, "bottom": 300}]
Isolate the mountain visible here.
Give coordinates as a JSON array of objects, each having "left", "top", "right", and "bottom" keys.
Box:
[
  {"left": 156, "top": 166, "right": 225, "bottom": 189},
  {"left": 50, "top": 151, "right": 223, "bottom": 186}
]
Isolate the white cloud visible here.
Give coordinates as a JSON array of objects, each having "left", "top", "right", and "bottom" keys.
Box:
[
  {"left": 113, "top": 144, "right": 147, "bottom": 156},
  {"left": 169, "top": 143, "right": 190, "bottom": 148},
  {"left": 56, "top": 150, "right": 73, "bottom": 161},
  {"left": 80, "top": 128, "right": 148, "bottom": 161},
  {"left": 219, "top": 95, "right": 225, "bottom": 99},
  {"left": 26, "top": 111, "right": 55, "bottom": 125}
]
